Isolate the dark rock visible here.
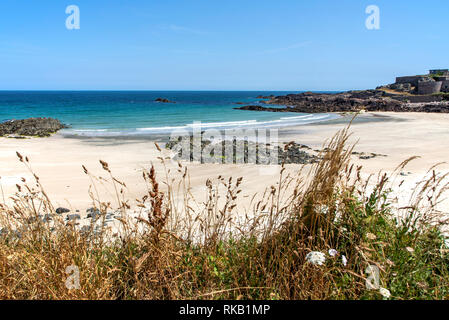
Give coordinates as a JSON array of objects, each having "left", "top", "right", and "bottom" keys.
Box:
[
  {"left": 166, "top": 135, "right": 318, "bottom": 165},
  {"left": 256, "top": 95, "right": 275, "bottom": 99},
  {"left": 155, "top": 98, "right": 175, "bottom": 103},
  {"left": 56, "top": 207, "right": 70, "bottom": 214},
  {"left": 0, "top": 118, "right": 68, "bottom": 137},
  {"left": 234, "top": 90, "right": 449, "bottom": 114},
  {"left": 87, "top": 207, "right": 100, "bottom": 214},
  {"left": 88, "top": 212, "right": 102, "bottom": 220},
  {"left": 353, "top": 152, "right": 387, "bottom": 160},
  {"left": 279, "top": 143, "right": 319, "bottom": 164},
  {"left": 235, "top": 105, "right": 289, "bottom": 112},
  {"left": 66, "top": 214, "right": 81, "bottom": 221},
  {"left": 87, "top": 208, "right": 102, "bottom": 220},
  {"left": 385, "top": 82, "right": 413, "bottom": 93}
]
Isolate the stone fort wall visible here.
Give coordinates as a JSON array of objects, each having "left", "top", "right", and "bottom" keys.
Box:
[
  {"left": 418, "top": 81, "right": 442, "bottom": 95},
  {"left": 442, "top": 81, "right": 449, "bottom": 93},
  {"left": 396, "top": 76, "right": 426, "bottom": 87}
]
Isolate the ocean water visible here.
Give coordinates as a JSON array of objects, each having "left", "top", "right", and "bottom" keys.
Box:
[{"left": 0, "top": 91, "right": 338, "bottom": 137}]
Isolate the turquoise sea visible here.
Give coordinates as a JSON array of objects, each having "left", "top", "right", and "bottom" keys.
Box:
[{"left": 0, "top": 91, "right": 339, "bottom": 137}]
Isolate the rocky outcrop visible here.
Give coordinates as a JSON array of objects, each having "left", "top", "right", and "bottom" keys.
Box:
[
  {"left": 155, "top": 98, "right": 175, "bottom": 103},
  {"left": 0, "top": 118, "right": 68, "bottom": 137},
  {"left": 382, "top": 82, "right": 413, "bottom": 93},
  {"left": 417, "top": 80, "right": 442, "bottom": 95},
  {"left": 234, "top": 90, "right": 449, "bottom": 114},
  {"left": 166, "top": 137, "right": 319, "bottom": 165},
  {"left": 165, "top": 136, "right": 388, "bottom": 165},
  {"left": 56, "top": 207, "right": 70, "bottom": 214},
  {"left": 234, "top": 105, "right": 291, "bottom": 112}
]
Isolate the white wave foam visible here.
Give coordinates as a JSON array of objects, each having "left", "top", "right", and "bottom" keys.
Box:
[
  {"left": 72, "top": 129, "right": 108, "bottom": 132},
  {"left": 61, "top": 113, "right": 337, "bottom": 137}
]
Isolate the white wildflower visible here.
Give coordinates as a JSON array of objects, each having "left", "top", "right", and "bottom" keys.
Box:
[
  {"left": 333, "top": 211, "right": 342, "bottom": 223},
  {"left": 444, "top": 238, "right": 449, "bottom": 249},
  {"left": 379, "top": 287, "right": 391, "bottom": 299},
  {"left": 342, "top": 255, "right": 348, "bottom": 267},
  {"left": 306, "top": 251, "right": 326, "bottom": 266},
  {"left": 366, "top": 233, "right": 377, "bottom": 240},
  {"left": 317, "top": 205, "right": 329, "bottom": 215},
  {"left": 328, "top": 249, "right": 338, "bottom": 257}
]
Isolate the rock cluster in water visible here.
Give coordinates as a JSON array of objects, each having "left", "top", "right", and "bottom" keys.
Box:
[
  {"left": 0, "top": 118, "right": 68, "bottom": 137},
  {"left": 155, "top": 98, "right": 176, "bottom": 103}
]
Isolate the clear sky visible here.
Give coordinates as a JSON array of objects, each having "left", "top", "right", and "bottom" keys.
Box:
[{"left": 0, "top": 0, "right": 448, "bottom": 91}]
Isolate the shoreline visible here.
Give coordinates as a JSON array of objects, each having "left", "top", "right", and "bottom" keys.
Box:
[
  {"left": 56, "top": 111, "right": 397, "bottom": 143},
  {"left": 57, "top": 112, "right": 339, "bottom": 140}
]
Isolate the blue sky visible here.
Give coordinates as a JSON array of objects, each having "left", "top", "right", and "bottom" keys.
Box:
[{"left": 0, "top": 0, "right": 448, "bottom": 90}]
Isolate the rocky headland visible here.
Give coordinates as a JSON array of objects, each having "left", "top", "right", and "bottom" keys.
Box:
[
  {"left": 236, "top": 69, "right": 449, "bottom": 114},
  {"left": 235, "top": 90, "right": 449, "bottom": 114},
  {"left": 0, "top": 118, "right": 68, "bottom": 138}
]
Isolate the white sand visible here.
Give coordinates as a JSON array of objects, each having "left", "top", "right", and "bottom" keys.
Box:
[{"left": 1, "top": 112, "right": 449, "bottom": 217}]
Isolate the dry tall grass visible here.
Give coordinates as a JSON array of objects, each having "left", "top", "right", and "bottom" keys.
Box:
[{"left": 0, "top": 127, "right": 448, "bottom": 300}]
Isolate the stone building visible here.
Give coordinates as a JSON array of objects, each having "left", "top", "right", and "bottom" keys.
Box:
[
  {"left": 395, "top": 76, "right": 427, "bottom": 87},
  {"left": 417, "top": 80, "right": 442, "bottom": 95},
  {"left": 442, "top": 81, "right": 449, "bottom": 93},
  {"left": 393, "top": 69, "right": 449, "bottom": 94}
]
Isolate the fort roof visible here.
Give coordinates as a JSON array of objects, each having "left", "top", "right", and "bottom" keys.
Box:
[{"left": 430, "top": 69, "right": 449, "bottom": 74}]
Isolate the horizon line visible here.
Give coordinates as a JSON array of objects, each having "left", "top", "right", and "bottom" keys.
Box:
[{"left": 0, "top": 89, "right": 346, "bottom": 92}]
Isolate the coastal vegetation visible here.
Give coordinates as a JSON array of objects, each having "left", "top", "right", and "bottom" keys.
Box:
[
  {"left": 0, "top": 126, "right": 448, "bottom": 300},
  {"left": 434, "top": 92, "right": 449, "bottom": 100}
]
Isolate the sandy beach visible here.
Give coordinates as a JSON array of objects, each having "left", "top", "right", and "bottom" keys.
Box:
[{"left": 1, "top": 112, "right": 449, "bottom": 214}]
